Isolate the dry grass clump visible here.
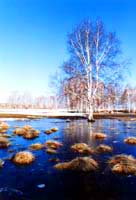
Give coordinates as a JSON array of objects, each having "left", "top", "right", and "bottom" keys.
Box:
[
  {"left": 13, "top": 125, "right": 39, "bottom": 139},
  {"left": 45, "top": 140, "right": 63, "bottom": 149},
  {"left": 44, "top": 130, "right": 53, "bottom": 135},
  {"left": 50, "top": 127, "right": 58, "bottom": 132},
  {"left": 71, "top": 143, "right": 94, "bottom": 154},
  {"left": 13, "top": 128, "right": 26, "bottom": 136},
  {"left": 96, "top": 144, "right": 113, "bottom": 153},
  {"left": 0, "top": 122, "right": 9, "bottom": 133},
  {"left": 23, "top": 129, "right": 39, "bottom": 139},
  {"left": 46, "top": 148, "right": 57, "bottom": 154},
  {"left": 124, "top": 137, "right": 136, "bottom": 145},
  {"left": 0, "top": 133, "right": 11, "bottom": 138},
  {"left": 45, "top": 140, "right": 62, "bottom": 154},
  {"left": 94, "top": 133, "right": 107, "bottom": 139},
  {"left": 54, "top": 157, "right": 98, "bottom": 172},
  {"left": 0, "top": 137, "right": 11, "bottom": 148},
  {"left": 23, "top": 125, "right": 33, "bottom": 131},
  {"left": 44, "top": 127, "right": 58, "bottom": 135},
  {"left": 30, "top": 143, "right": 44, "bottom": 150},
  {"left": 108, "top": 154, "right": 136, "bottom": 175},
  {"left": 12, "top": 151, "right": 35, "bottom": 165}
]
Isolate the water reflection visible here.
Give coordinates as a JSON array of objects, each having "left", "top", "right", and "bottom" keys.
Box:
[{"left": 0, "top": 118, "right": 136, "bottom": 199}]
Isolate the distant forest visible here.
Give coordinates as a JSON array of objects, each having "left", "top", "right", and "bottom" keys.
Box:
[{"left": 1, "top": 85, "right": 136, "bottom": 113}]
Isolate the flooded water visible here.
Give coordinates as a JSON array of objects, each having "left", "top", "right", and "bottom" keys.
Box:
[{"left": 0, "top": 118, "right": 136, "bottom": 200}]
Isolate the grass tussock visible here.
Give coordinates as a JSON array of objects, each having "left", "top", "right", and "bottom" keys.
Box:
[
  {"left": 46, "top": 148, "right": 57, "bottom": 154},
  {"left": 23, "top": 125, "right": 33, "bottom": 131},
  {"left": 0, "top": 137, "right": 11, "bottom": 148},
  {"left": 44, "top": 127, "right": 58, "bottom": 135},
  {"left": 0, "top": 133, "right": 11, "bottom": 138},
  {"left": 44, "top": 130, "right": 53, "bottom": 135},
  {"left": 96, "top": 144, "right": 113, "bottom": 153},
  {"left": 54, "top": 157, "right": 99, "bottom": 172},
  {"left": 0, "top": 122, "right": 9, "bottom": 133},
  {"left": 13, "top": 125, "right": 39, "bottom": 139},
  {"left": 94, "top": 133, "right": 107, "bottom": 139},
  {"left": 108, "top": 154, "right": 136, "bottom": 175},
  {"left": 12, "top": 151, "right": 35, "bottom": 165},
  {"left": 30, "top": 143, "right": 44, "bottom": 150},
  {"left": 45, "top": 140, "right": 63, "bottom": 149},
  {"left": 23, "top": 129, "right": 39, "bottom": 139},
  {"left": 71, "top": 143, "right": 94, "bottom": 154},
  {"left": 13, "top": 128, "right": 26, "bottom": 136},
  {"left": 124, "top": 137, "right": 136, "bottom": 145},
  {"left": 50, "top": 127, "right": 58, "bottom": 132}
]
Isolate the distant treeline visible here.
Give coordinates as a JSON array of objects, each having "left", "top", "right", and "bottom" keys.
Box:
[{"left": 0, "top": 85, "right": 136, "bottom": 113}]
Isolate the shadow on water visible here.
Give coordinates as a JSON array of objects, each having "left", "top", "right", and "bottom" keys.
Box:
[{"left": 0, "top": 118, "right": 136, "bottom": 199}]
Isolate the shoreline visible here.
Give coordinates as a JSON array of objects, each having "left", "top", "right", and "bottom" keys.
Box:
[{"left": 0, "top": 112, "right": 136, "bottom": 120}]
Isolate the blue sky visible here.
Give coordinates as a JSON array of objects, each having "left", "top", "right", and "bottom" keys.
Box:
[{"left": 0, "top": 0, "right": 135, "bottom": 101}]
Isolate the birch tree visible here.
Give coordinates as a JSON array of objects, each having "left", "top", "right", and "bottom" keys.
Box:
[
  {"left": 121, "top": 86, "right": 136, "bottom": 112},
  {"left": 62, "top": 19, "right": 125, "bottom": 122}
]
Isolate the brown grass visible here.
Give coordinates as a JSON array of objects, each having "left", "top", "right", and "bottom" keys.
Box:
[
  {"left": 23, "top": 125, "right": 33, "bottom": 131},
  {"left": 12, "top": 151, "right": 35, "bottom": 165},
  {"left": 23, "top": 129, "right": 39, "bottom": 139},
  {"left": 96, "top": 144, "right": 113, "bottom": 153},
  {"left": 0, "top": 137, "right": 10, "bottom": 148},
  {"left": 50, "top": 127, "right": 58, "bottom": 132},
  {"left": 13, "top": 128, "right": 26, "bottom": 136},
  {"left": 46, "top": 148, "right": 57, "bottom": 154},
  {"left": 54, "top": 157, "right": 99, "bottom": 172},
  {"left": 108, "top": 154, "right": 136, "bottom": 175},
  {"left": 13, "top": 125, "right": 39, "bottom": 139},
  {"left": 0, "top": 122, "right": 9, "bottom": 133},
  {"left": 124, "top": 137, "right": 136, "bottom": 145},
  {"left": 44, "top": 127, "right": 58, "bottom": 135},
  {"left": 0, "top": 133, "right": 11, "bottom": 138},
  {"left": 71, "top": 143, "right": 94, "bottom": 154},
  {"left": 94, "top": 133, "right": 107, "bottom": 139},
  {"left": 30, "top": 143, "right": 44, "bottom": 150},
  {"left": 45, "top": 140, "right": 63, "bottom": 149},
  {"left": 44, "top": 130, "right": 53, "bottom": 135}
]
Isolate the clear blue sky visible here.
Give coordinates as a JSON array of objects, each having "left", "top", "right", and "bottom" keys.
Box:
[{"left": 0, "top": 0, "right": 135, "bottom": 101}]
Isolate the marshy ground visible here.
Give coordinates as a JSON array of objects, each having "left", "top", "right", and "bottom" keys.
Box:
[{"left": 0, "top": 117, "right": 136, "bottom": 199}]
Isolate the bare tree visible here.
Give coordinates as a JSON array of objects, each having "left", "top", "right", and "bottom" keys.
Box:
[
  {"left": 34, "top": 96, "right": 46, "bottom": 109},
  {"left": 7, "top": 91, "right": 21, "bottom": 108},
  {"left": 61, "top": 19, "right": 126, "bottom": 121},
  {"left": 7, "top": 91, "right": 33, "bottom": 109},
  {"left": 121, "top": 85, "right": 136, "bottom": 112},
  {"left": 62, "top": 75, "right": 87, "bottom": 111}
]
